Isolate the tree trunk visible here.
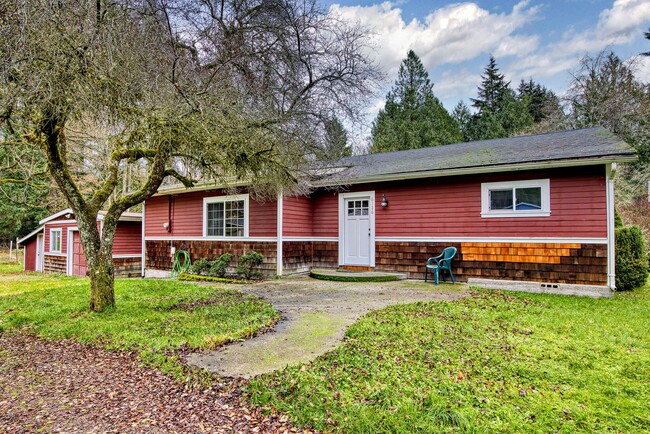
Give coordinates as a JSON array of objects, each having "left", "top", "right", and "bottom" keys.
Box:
[{"left": 89, "top": 250, "right": 115, "bottom": 312}]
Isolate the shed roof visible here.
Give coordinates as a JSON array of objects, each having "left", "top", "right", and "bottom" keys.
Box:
[
  {"left": 39, "top": 209, "right": 142, "bottom": 225},
  {"left": 315, "top": 127, "right": 635, "bottom": 186}
]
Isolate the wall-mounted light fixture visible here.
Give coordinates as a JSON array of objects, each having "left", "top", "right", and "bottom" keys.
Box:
[
  {"left": 65, "top": 213, "right": 71, "bottom": 219},
  {"left": 163, "top": 222, "right": 170, "bottom": 232},
  {"left": 381, "top": 194, "right": 389, "bottom": 208}
]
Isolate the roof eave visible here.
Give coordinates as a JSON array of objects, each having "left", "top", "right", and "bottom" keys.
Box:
[
  {"left": 313, "top": 154, "right": 637, "bottom": 187},
  {"left": 38, "top": 208, "right": 73, "bottom": 225},
  {"left": 17, "top": 225, "right": 45, "bottom": 245}
]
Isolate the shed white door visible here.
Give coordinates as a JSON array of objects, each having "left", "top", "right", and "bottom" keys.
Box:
[
  {"left": 36, "top": 234, "right": 43, "bottom": 272},
  {"left": 343, "top": 197, "right": 372, "bottom": 266}
]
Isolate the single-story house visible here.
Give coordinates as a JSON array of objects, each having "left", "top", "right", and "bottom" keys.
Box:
[
  {"left": 142, "top": 127, "right": 635, "bottom": 295},
  {"left": 18, "top": 209, "right": 143, "bottom": 277}
]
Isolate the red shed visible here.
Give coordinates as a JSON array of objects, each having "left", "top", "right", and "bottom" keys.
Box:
[
  {"left": 19, "top": 209, "right": 142, "bottom": 277},
  {"left": 143, "top": 128, "right": 636, "bottom": 296}
]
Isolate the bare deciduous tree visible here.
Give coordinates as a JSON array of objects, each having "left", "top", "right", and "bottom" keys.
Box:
[{"left": 0, "top": 0, "right": 380, "bottom": 311}]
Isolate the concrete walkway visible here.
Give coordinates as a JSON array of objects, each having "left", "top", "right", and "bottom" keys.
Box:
[{"left": 185, "top": 277, "right": 468, "bottom": 378}]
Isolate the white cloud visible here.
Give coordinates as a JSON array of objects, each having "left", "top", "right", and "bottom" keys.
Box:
[
  {"left": 508, "top": 0, "right": 650, "bottom": 81},
  {"left": 329, "top": 1, "right": 541, "bottom": 79}
]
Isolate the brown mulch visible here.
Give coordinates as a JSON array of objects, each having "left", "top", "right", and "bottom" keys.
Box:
[{"left": 0, "top": 333, "right": 308, "bottom": 434}]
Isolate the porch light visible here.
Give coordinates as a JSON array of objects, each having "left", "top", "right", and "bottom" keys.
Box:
[
  {"left": 65, "top": 213, "right": 71, "bottom": 219},
  {"left": 381, "top": 194, "right": 389, "bottom": 208}
]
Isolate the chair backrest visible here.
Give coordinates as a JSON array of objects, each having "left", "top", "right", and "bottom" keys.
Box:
[{"left": 440, "top": 247, "right": 457, "bottom": 268}]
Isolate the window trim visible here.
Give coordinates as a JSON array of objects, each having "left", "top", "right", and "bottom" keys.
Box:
[
  {"left": 50, "top": 228, "right": 62, "bottom": 253},
  {"left": 202, "top": 194, "right": 250, "bottom": 238},
  {"left": 481, "top": 179, "right": 550, "bottom": 218}
]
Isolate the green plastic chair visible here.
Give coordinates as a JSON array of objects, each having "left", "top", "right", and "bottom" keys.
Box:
[{"left": 425, "top": 247, "right": 457, "bottom": 285}]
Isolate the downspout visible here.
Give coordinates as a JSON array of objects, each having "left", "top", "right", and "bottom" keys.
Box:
[
  {"left": 276, "top": 192, "right": 283, "bottom": 277},
  {"left": 606, "top": 163, "right": 617, "bottom": 290}
]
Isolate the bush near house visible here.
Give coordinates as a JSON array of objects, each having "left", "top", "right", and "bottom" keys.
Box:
[
  {"left": 236, "top": 251, "right": 264, "bottom": 280},
  {"left": 615, "top": 225, "right": 649, "bottom": 291},
  {"left": 186, "top": 252, "right": 264, "bottom": 280}
]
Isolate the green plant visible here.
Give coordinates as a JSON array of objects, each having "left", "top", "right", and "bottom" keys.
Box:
[
  {"left": 236, "top": 251, "right": 264, "bottom": 280},
  {"left": 616, "top": 225, "right": 649, "bottom": 291},
  {"left": 178, "top": 273, "right": 247, "bottom": 284},
  {"left": 207, "top": 253, "right": 233, "bottom": 277},
  {"left": 188, "top": 258, "right": 210, "bottom": 275},
  {"left": 615, "top": 208, "right": 624, "bottom": 228}
]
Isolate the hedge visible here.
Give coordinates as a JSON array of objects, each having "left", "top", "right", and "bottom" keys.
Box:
[{"left": 615, "top": 225, "right": 648, "bottom": 291}]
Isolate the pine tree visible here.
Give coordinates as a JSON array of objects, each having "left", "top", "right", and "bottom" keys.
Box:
[
  {"left": 467, "top": 56, "right": 533, "bottom": 140},
  {"left": 370, "top": 50, "right": 462, "bottom": 153},
  {"left": 471, "top": 56, "right": 510, "bottom": 113},
  {"left": 517, "top": 79, "right": 560, "bottom": 123},
  {"left": 319, "top": 117, "right": 352, "bottom": 160}
]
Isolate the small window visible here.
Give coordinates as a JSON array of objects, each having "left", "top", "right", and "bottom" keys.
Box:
[
  {"left": 50, "top": 228, "right": 62, "bottom": 252},
  {"left": 481, "top": 179, "right": 550, "bottom": 218},
  {"left": 203, "top": 194, "right": 249, "bottom": 237}
]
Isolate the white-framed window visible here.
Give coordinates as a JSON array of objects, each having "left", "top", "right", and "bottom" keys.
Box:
[
  {"left": 203, "top": 194, "right": 249, "bottom": 237},
  {"left": 50, "top": 228, "right": 62, "bottom": 252},
  {"left": 481, "top": 179, "right": 550, "bottom": 218}
]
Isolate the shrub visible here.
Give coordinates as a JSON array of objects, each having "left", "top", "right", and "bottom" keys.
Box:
[
  {"left": 615, "top": 209, "right": 623, "bottom": 228},
  {"left": 615, "top": 225, "right": 649, "bottom": 291},
  {"left": 188, "top": 258, "right": 210, "bottom": 275},
  {"left": 207, "top": 253, "right": 233, "bottom": 277},
  {"left": 236, "top": 251, "right": 264, "bottom": 280}
]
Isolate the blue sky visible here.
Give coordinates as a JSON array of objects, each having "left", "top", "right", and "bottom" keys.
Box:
[{"left": 321, "top": 1, "right": 650, "bottom": 144}]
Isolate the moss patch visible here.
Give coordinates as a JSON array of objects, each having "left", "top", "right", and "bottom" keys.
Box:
[{"left": 309, "top": 272, "right": 398, "bottom": 282}]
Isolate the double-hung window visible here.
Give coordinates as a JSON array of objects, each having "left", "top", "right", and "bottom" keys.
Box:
[
  {"left": 203, "top": 194, "right": 249, "bottom": 237},
  {"left": 50, "top": 228, "right": 62, "bottom": 252},
  {"left": 481, "top": 179, "right": 550, "bottom": 217}
]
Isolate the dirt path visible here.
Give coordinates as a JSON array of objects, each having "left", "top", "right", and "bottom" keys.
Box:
[
  {"left": 186, "top": 278, "right": 468, "bottom": 378},
  {"left": 0, "top": 333, "right": 304, "bottom": 434}
]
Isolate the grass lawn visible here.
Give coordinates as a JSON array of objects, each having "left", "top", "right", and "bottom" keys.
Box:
[
  {"left": 0, "top": 271, "right": 279, "bottom": 376},
  {"left": 249, "top": 287, "right": 650, "bottom": 433}
]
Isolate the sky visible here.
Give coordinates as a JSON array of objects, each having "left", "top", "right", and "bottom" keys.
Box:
[{"left": 321, "top": 0, "right": 650, "bottom": 145}]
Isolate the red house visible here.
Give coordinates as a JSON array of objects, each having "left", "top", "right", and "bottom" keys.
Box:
[
  {"left": 143, "top": 128, "right": 635, "bottom": 295},
  {"left": 19, "top": 209, "right": 142, "bottom": 277}
]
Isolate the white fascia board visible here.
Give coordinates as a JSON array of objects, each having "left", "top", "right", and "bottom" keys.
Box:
[
  {"left": 18, "top": 226, "right": 45, "bottom": 245},
  {"left": 153, "top": 178, "right": 252, "bottom": 196},
  {"left": 39, "top": 209, "right": 73, "bottom": 225}
]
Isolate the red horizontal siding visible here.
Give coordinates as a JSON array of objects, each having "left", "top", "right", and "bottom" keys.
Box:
[
  {"left": 310, "top": 166, "right": 607, "bottom": 239},
  {"left": 371, "top": 166, "right": 606, "bottom": 238},
  {"left": 312, "top": 190, "right": 339, "bottom": 237},
  {"left": 44, "top": 223, "right": 77, "bottom": 253},
  {"left": 283, "top": 195, "right": 313, "bottom": 236},
  {"left": 113, "top": 221, "right": 142, "bottom": 254},
  {"left": 145, "top": 190, "right": 277, "bottom": 237}
]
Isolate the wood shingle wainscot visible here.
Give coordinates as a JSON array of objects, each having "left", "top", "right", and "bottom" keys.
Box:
[
  {"left": 373, "top": 241, "right": 607, "bottom": 285},
  {"left": 145, "top": 240, "right": 277, "bottom": 276},
  {"left": 113, "top": 257, "right": 142, "bottom": 278},
  {"left": 44, "top": 255, "right": 66, "bottom": 274},
  {"left": 282, "top": 241, "right": 338, "bottom": 274}
]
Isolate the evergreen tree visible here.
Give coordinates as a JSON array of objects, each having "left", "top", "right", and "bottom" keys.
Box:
[
  {"left": 370, "top": 50, "right": 462, "bottom": 153},
  {"left": 466, "top": 56, "right": 533, "bottom": 140},
  {"left": 319, "top": 117, "right": 352, "bottom": 160},
  {"left": 452, "top": 100, "right": 473, "bottom": 142},
  {"left": 517, "top": 79, "right": 561, "bottom": 123},
  {"left": 471, "top": 56, "right": 510, "bottom": 113}
]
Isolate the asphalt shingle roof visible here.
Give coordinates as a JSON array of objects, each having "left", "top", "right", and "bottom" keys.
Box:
[{"left": 318, "top": 127, "right": 635, "bottom": 185}]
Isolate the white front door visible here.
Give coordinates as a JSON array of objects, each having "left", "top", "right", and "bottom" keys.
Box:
[
  {"left": 36, "top": 234, "right": 43, "bottom": 272},
  {"left": 341, "top": 195, "right": 374, "bottom": 266}
]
